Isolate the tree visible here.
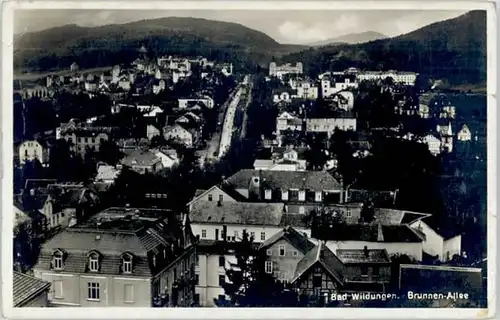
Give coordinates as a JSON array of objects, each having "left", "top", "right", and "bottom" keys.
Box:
[
  {"left": 97, "top": 140, "right": 123, "bottom": 166},
  {"left": 303, "top": 206, "right": 347, "bottom": 242},
  {"left": 360, "top": 199, "right": 375, "bottom": 223},
  {"left": 221, "top": 230, "right": 297, "bottom": 307}
]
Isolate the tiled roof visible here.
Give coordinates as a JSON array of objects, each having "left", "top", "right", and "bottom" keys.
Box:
[
  {"left": 279, "top": 213, "right": 308, "bottom": 228},
  {"left": 13, "top": 272, "right": 51, "bottom": 307},
  {"left": 226, "top": 169, "right": 341, "bottom": 191},
  {"left": 121, "top": 150, "right": 160, "bottom": 167},
  {"left": 34, "top": 210, "right": 186, "bottom": 277},
  {"left": 292, "top": 242, "right": 344, "bottom": 285},
  {"left": 336, "top": 249, "right": 390, "bottom": 264},
  {"left": 95, "top": 165, "right": 121, "bottom": 182},
  {"left": 260, "top": 226, "right": 315, "bottom": 254},
  {"left": 196, "top": 239, "right": 260, "bottom": 255},
  {"left": 189, "top": 201, "right": 284, "bottom": 226}
]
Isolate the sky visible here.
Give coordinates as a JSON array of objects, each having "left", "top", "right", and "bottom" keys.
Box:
[{"left": 14, "top": 9, "right": 467, "bottom": 44}]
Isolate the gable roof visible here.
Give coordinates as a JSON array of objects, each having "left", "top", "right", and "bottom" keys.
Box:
[
  {"left": 292, "top": 242, "right": 344, "bottom": 285},
  {"left": 226, "top": 169, "right": 342, "bottom": 191},
  {"left": 187, "top": 185, "right": 237, "bottom": 207},
  {"left": 121, "top": 150, "right": 160, "bottom": 167},
  {"left": 13, "top": 272, "right": 51, "bottom": 307},
  {"left": 259, "top": 226, "right": 315, "bottom": 254},
  {"left": 189, "top": 201, "right": 284, "bottom": 226}
]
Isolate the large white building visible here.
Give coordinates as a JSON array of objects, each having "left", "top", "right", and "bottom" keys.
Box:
[
  {"left": 320, "top": 74, "right": 358, "bottom": 97},
  {"left": 269, "top": 62, "right": 303, "bottom": 79},
  {"left": 18, "top": 140, "right": 49, "bottom": 166},
  {"left": 357, "top": 70, "right": 418, "bottom": 86},
  {"left": 305, "top": 117, "right": 357, "bottom": 136}
]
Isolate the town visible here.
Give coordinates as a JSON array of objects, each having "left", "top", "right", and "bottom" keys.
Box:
[{"left": 12, "top": 42, "right": 486, "bottom": 308}]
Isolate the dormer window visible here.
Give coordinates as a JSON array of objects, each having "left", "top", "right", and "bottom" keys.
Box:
[
  {"left": 88, "top": 252, "right": 100, "bottom": 272},
  {"left": 298, "top": 190, "right": 306, "bottom": 201},
  {"left": 53, "top": 250, "right": 64, "bottom": 270},
  {"left": 282, "top": 190, "right": 289, "bottom": 201},
  {"left": 122, "top": 254, "right": 133, "bottom": 274},
  {"left": 264, "top": 189, "right": 272, "bottom": 200},
  {"left": 315, "top": 191, "right": 322, "bottom": 202}
]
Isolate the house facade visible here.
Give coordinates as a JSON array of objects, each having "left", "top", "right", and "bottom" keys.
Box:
[
  {"left": 33, "top": 207, "right": 197, "bottom": 307},
  {"left": 163, "top": 124, "right": 196, "bottom": 147},
  {"left": 410, "top": 220, "right": 462, "bottom": 262},
  {"left": 306, "top": 118, "right": 357, "bottom": 136},
  {"left": 18, "top": 140, "right": 49, "bottom": 166}
]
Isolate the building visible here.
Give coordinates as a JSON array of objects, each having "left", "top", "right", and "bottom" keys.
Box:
[
  {"left": 18, "top": 140, "right": 50, "bottom": 167},
  {"left": 295, "top": 80, "right": 319, "bottom": 100},
  {"left": 457, "top": 124, "right": 472, "bottom": 142},
  {"left": 422, "top": 134, "right": 442, "bottom": 156},
  {"left": 163, "top": 124, "right": 198, "bottom": 147},
  {"left": 188, "top": 201, "right": 310, "bottom": 243},
  {"left": 336, "top": 248, "right": 391, "bottom": 292},
  {"left": 273, "top": 90, "right": 294, "bottom": 104},
  {"left": 410, "top": 220, "right": 462, "bottom": 262},
  {"left": 153, "top": 149, "right": 179, "bottom": 169},
  {"left": 269, "top": 62, "right": 303, "bottom": 79},
  {"left": 357, "top": 71, "right": 418, "bottom": 86},
  {"left": 224, "top": 169, "right": 344, "bottom": 204},
  {"left": 13, "top": 272, "right": 51, "bottom": 307},
  {"left": 70, "top": 62, "right": 79, "bottom": 72},
  {"left": 253, "top": 147, "right": 308, "bottom": 172},
  {"left": 436, "top": 122, "right": 454, "bottom": 153},
  {"left": 94, "top": 164, "right": 121, "bottom": 185},
  {"left": 33, "top": 207, "right": 197, "bottom": 307},
  {"left": 276, "top": 112, "right": 303, "bottom": 134},
  {"left": 121, "top": 149, "right": 163, "bottom": 174},
  {"left": 322, "top": 224, "right": 425, "bottom": 261},
  {"left": 305, "top": 117, "right": 357, "bottom": 136},
  {"left": 146, "top": 125, "right": 161, "bottom": 140},
  {"left": 259, "top": 226, "right": 316, "bottom": 282},
  {"left": 320, "top": 74, "right": 358, "bottom": 97},
  {"left": 57, "top": 120, "right": 114, "bottom": 156},
  {"left": 178, "top": 96, "right": 214, "bottom": 109}
]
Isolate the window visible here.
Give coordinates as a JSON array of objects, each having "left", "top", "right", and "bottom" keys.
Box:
[
  {"left": 194, "top": 293, "right": 200, "bottom": 305},
  {"left": 89, "top": 253, "right": 99, "bottom": 272},
  {"left": 260, "top": 232, "right": 266, "bottom": 241},
  {"left": 87, "top": 282, "right": 100, "bottom": 300},
  {"left": 53, "top": 251, "right": 63, "bottom": 270},
  {"left": 219, "top": 194, "right": 224, "bottom": 202},
  {"left": 218, "top": 275, "right": 225, "bottom": 286},
  {"left": 263, "top": 260, "right": 274, "bottom": 274},
  {"left": 279, "top": 245, "right": 286, "bottom": 256},
  {"left": 124, "top": 284, "right": 134, "bottom": 303},
  {"left": 372, "top": 267, "right": 380, "bottom": 276},
  {"left": 299, "top": 206, "right": 305, "bottom": 214},
  {"left": 315, "top": 191, "right": 322, "bottom": 202},
  {"left": 313, "top": 275, "right": 322, "bottom": 288},
  {"left": 215, "top": 229, "right": 219, "bottom": 240},
  {"left": 219, "top": 256, "right": 225, "bottom": 267},
  {"left": 264, "top": 189, "right": 272, "bottom": 200},
  {"left": 208, "top": 194, "right": 213, "bottom": 201},
  {"left": 281, "top": 190, "right": 289, "bottom": 201},
  {"left": 250, "top": 231, "right": 255, "bottom": 239},
  {"left": 346, "top": 208, "right": 352, "bottom": 218},
  {"left": 234, "top": 230, "right": 239, "bottom": 240},
  {"left": 298, "top": 190, "right": 306, "bottom": 201},
  {"left": 292, "top": 250, "right": 298, "bottom": 257},
  {"left": 361, "top": 266, "right": 368, "bottom": 277},
  {"left": 201, "top": 229, "right": 207, "bottom": 239},
  {"left": 195, "top": 274, "right": 199, "bottom": 285},
  {"left": 266, "top": 249, "right": 272, "bottom": 256},
  {"left": 53, "top": 280, "right": 63, "bottom": 299},
  {"left": 122, "top": 254, "right": 133, "bottom": 273}
]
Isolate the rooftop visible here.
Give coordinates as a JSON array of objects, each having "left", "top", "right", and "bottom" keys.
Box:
[
  {"left": 260, "top": 226, "right": 315, "bottom": 254},
  {"left": 121, "top": 149, "right": 160, "bottom": 167},
  {"left": 336, "top": 249, "right": 391, "bottom": 264},
  {"left": 189, "top": 201, "right": 284, "bottom": 226},
  {"left": 13, "top": 272, "right": 51, "bottom": 307},
  {"left": 292, "top": 242, "right": 344, "bottom": 284},
  {"left": 226, "top": 169, "right": 342, "bottom": 191}
]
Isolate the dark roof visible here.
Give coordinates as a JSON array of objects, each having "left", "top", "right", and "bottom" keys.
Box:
[
  {"left": 196, "top": 239, "right": 260, "bottom": 255},
  {"left": 279, "top": 213, "right": 308, "bottom": 228},
  {"left": 399, "top": 264, "right": 483, "bottom": 296},
  {"left": 336, "top": 249, "right": 390, "bottom": 264},
  {"left": 34, "top": 208, "right": 187, "bottom": 277},
  {"left": 189, "top": 201, "right": 284, "bottom": 226},
  {"left": 121, "top": 149, "right": 160, "bottom": 167},
  {"left": 13, "top": 272, "right": 51, "bottom": 307},
  {"left": 292, "top": 242, "right": 344, "bottom": 284},
  {"left": 226, "top": 169, "right": 342, "bottom": 191},
  {"left": 260, "top": 226, "right": 315, "bottom": 254}
]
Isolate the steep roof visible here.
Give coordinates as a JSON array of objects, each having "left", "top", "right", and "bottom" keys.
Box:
[
  {"left": 13, "top": 272, "right": 51, "bottom": 307},
  {"left": 34, "top": 208, "right": 186, "bottom": 277},
  {"left": 189, "top": 201, "right": 284, "bottom": 226},
  {"left": 292, "top": 242, "right": 344, "bottom": 285},
  {"left": 121, "top": 149, "right": 160, "bottom": 167},
  {"left": 226, "top": 169, "right": 342, "bottom": 191},
  {"left": 260, "top": 226, "right": 315, "bottom": 254}
]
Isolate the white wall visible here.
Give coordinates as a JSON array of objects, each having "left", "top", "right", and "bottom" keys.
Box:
[
  {"left": 443, "top": 236, "right": 462, "bottom": 261},
  {"left": 410, "top": 221, "right": 444, "bottom": 260},
  {"left": 191, "top": 223, "right": 310, "bottom": 243},
  {"left": 195, "top": 253, "right": 237, "bottom": 307}
]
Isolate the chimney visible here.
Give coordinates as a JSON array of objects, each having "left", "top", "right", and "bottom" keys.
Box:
[
  {"left": 377, "top": 224, "right": 384, "bottom": 242},
  {"left": 363, "top": 246, "right": 369, "bottom": 258}
]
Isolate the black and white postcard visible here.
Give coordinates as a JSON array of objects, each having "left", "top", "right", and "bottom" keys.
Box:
[{"left": 1, "top": 1, "right": 496, "bottom": 319}]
